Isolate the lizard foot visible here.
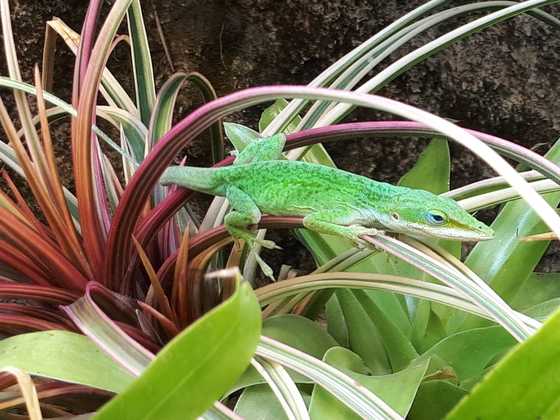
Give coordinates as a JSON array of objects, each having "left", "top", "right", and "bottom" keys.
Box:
[
  {"left": 255, "top": 238, "right": 282, "bottom": 250},
  {"left": 254, "top": 252, "right": 275, "bottom": 280},
  {"left": 351, "top": 226, "right": 384, "bottom": 248}
]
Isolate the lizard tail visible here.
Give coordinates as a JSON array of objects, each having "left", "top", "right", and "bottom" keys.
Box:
[{"left": 160, "top": 165, "right": 222, "bottom": 193}]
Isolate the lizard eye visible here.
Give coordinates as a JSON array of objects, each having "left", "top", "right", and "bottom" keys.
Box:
[
  {"left": 391, "top": 212, "right": 400, "bottom": 221},
  {"left": 426, "top": 211, "right": 447, "bottom": 225}
]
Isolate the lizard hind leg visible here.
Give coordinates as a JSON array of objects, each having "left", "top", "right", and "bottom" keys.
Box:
[{"left": 225, "top": 186, "right": 279, "bottom": 278}]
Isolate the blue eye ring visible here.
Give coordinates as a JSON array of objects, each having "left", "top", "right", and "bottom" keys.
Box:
[{"left": 426, "top": 211, "right": 447, "bottom": 225}]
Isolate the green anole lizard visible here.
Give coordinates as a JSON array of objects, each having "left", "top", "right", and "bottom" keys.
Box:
[{"left": 160, "top": 133, "right": 494, "bottom": 277}]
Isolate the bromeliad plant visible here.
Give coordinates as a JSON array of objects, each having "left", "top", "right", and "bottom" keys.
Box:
[{"left": 1, "top": 0, "right": 560, "bottom": 418}]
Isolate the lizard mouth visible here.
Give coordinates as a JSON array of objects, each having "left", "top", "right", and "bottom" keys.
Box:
[{"left": 403, "top": 223, "right": 495, "bottom": 241}]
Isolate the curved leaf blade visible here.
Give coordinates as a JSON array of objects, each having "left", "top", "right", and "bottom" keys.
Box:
[{"left": 0, "top": 331, "right": 133, "bottom": 393}]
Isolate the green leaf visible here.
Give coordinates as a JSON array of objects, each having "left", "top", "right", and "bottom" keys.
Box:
[
  {"left": 398, "top": 137, "right": 450, "bottom": 194},
  {"left": 335, "top": 289, "right": 390, "bottom": 374},
  {"left": 447, "top": 308, "right": 560, "bottom": 419},
  {"left": 259, "top": 98, "right": 300, "bottom": 134},
  {"left": 524, "top": 298, "right": 560, "bottom": 320},
  {"left": 262, "top": 314, "right": 337, "bottom": 359},
  {"left": 326, "top": 294, "right": 349, "bottom": 347},
  {"left": 418, "top": 326, "right": 515, "bottom": 382},
  {"left": 0, "top": 331, "right": 134, "bottom": 393},
  {"left": 148, "top": 73, "right": 188, "bottom": 148},
  {"left": 408, "top": 381, "right": 467, "bottom": 420},
  {"left": 309, "top": 347, "right": 428, "bottom": 418},
  {"left": 235, "top": 385, "right": 288, "bottom": 419},
  {"left": 452, "top": 137, "right": 560, "bottom": 332},
  {"left": 235, "top": 384, "right": 310, "bottom": 419},
  {"left": 510, "top": 272, "right": 560, "bottom": 311},
  {"left": 127, "top": 0, "right": 156, "bottom": 125},
  {"left": 412, "top": 305, "right": 447, "bottom": 353},
  {"left": 95, "top": 280, "right": 262, "bottom": 420},
  {"left": 353, "top": 290, "right": 418, "bottom": 371}
]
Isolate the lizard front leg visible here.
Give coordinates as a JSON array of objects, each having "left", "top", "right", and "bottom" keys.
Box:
[
  {"left": 303, "top": 210, "right": 381, "bottom": 248},
  {"left": 225, "top": 186, "right": 279, "bottom": 279}
]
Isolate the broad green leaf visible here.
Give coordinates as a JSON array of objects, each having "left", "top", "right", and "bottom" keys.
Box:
[
  {"left": 398, "top": 137, "right": 450, "bottom": 193},
  {"left": 263, "top": 314, "right": 337, "bottom": 359},
  {"left": 234, "top": 384, "right": 310, "bottom": 419},
  {"left": 408, "top": 380, "right": 467, "bottom": 420},
  {"left": 418, "top": 326, "right": 515, "bottom": 381},
  {"left": 352, "top": 290, "right": 418, "bottom": 371},
  {"left": 447, "top": 308, "right": 560, "bottom": 419},
  {"left": 325, "top": 294, "right": 349, "bottom": 347},
  {"left": 95, "top": 281, "right": 261, "bottom": 420},
  {"left": 411, "top": 307, "right": 447, "bottom": 354},
  {"left": 452, "top": 137, "right": 560, "bottom": 332},
  {"left": 235, "top": 385, "right": 289, "bottom": 419},
  {"left": 336, "top": 289, "right": 390, "bottom": 374},
  {"left": 0, "top": 331, "right": 133, "bottom": 393},
  {"left": 524, "top": 298, "right": 560, "bottom": 320},
  {"left": 358, "top": 287, "right": 412, "bottom": 339},
  {"left": 127, "top": 0, "right": 156, "bottom": 125},
  {"left": 319, "top": 138, "right": 451, "bottom": 352},
  {"left": 510, "top": 272, "right": 560, "bottom": 311},
  {"left": 309, "top": 347, "right": 428, "bottom": 418}
]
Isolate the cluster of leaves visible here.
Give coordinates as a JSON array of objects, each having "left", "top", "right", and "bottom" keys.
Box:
[{"left": 1, "top": 0, "right": 560, "bottom": 419}]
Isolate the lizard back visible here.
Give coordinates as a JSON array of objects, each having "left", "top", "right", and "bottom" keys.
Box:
[{"left": 213, "top": 160, "right": 400, "bottom": 216}]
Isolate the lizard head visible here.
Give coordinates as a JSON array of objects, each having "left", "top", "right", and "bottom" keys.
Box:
[{"left": 379, "top": 189, "right": 494, "bottom": 241}]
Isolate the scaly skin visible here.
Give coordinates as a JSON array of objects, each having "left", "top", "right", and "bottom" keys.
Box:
[{"left": 161, "top": 133, "right": 494, "bottom": 277}]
